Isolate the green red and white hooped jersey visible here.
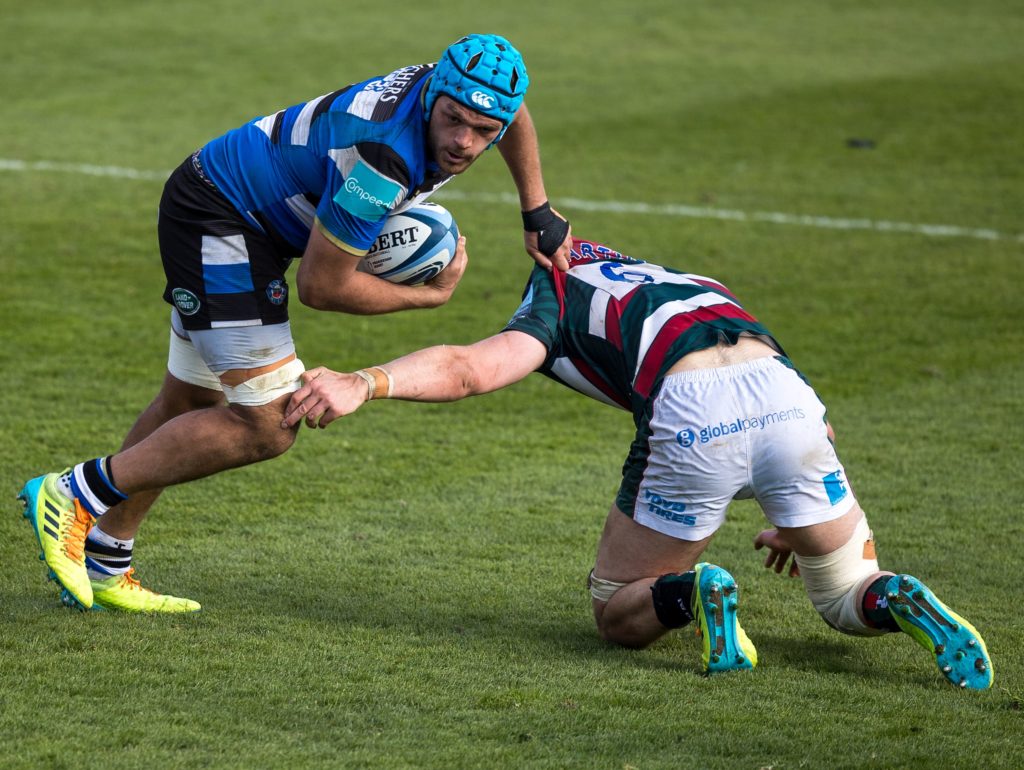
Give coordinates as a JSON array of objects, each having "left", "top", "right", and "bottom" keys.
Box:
[{"left": 503, "top": 238, "right": 783, "bottom": 422}]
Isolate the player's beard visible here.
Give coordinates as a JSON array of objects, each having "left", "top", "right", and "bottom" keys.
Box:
[{"left": 435, "top": 145, "right": 476, "bottom": 175}]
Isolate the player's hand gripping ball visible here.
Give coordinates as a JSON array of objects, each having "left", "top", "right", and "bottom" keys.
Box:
[{"left": 359, "top": 203, "right": 459, "bottom": 285}]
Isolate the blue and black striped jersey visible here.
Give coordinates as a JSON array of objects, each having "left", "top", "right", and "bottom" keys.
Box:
[
  {"left": 199, "top": 64, "right": 452, "bottom": 257},
  {"left": 504, "top": 239, "right": 782, "bottom": 422}
]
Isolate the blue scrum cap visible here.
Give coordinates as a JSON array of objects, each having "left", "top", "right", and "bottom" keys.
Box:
[{"left": 423, "top": 34, "right": 529, "bottom": 142}]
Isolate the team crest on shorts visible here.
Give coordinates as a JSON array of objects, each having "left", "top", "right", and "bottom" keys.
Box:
[
  {"left": 266, "top": 280, "right": 287, "bottom": 305},
  {"left": 171, "top": 287, "right": 200, "bottom": 316}
]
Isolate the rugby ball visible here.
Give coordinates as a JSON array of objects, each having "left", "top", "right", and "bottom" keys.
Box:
[{"left": 359, "top": 202, "right": 459, "bottom": 285}]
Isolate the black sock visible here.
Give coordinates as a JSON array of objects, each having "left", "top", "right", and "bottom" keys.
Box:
[{"left": 650, "top": 571, "right": 697, "bottom": 629}]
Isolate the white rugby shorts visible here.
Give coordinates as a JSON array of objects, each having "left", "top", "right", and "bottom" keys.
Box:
[
  {"left": 167, "top": 308, "right": 304, "bottom": 406},
  {"left": 628, "top": 356, "right": 856, "bottom": 540}
]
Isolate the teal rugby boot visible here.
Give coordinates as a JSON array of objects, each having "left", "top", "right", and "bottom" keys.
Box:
[
  {"left": 692, "top": 563, "right": 757, "bottom": 673},
  {"left": 886, "top": 574, "right": 992, "bottom": 689}
]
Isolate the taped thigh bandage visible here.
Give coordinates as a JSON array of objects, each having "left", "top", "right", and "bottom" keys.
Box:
[
  {"left": 221, "top": 358, "right": 306, "bottom": 407},
  {"left": 168, "top": 330, "right": 304, "bottom": 406},
  {"left": 589, "top": 570, "right": 697, "bottom": 630},
  {"left": 794, "top": 516, "right": 886, "bottom": 636},
  {"left": 588, "top": 570, "right": 628, "bottom": 603}
]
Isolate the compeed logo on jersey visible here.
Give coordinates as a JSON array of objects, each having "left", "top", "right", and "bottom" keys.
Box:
[{"left": 333, "top": 160, "right": 403, "bottom": 221}]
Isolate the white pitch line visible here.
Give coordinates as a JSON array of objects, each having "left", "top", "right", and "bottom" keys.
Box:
[
  {"left": 436, "top": 189, "right": 1021, "bottom": 244},
  {"left": 2, "top": 157, "right": 1021, "bottom": 244},
  {"left": 0, "top": 157, "right": 169, "bottom": 182}
]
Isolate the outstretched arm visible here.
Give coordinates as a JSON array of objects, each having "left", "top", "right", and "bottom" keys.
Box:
[
  {"left": 497, "top": 104, "right": 572, "bottom": 272},
  {"left": 282, "top": 331, "right": 548, "bottom": 429}
]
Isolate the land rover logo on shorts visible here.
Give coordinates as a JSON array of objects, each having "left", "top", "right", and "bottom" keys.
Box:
[
  {"left": 172, "top": 288, "right": 200, "bottom": 316},
  {"left": 266, "top": 280, "right": 287, "bottom": 305}
]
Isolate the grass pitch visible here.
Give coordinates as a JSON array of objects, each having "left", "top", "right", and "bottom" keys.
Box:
[{"left": 1, "top": 1, "right": 1022, "bottom": 768}]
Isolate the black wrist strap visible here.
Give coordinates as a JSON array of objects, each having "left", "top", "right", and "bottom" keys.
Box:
[
  {"left": 522, "top": 200, "right": 569, "bottom": 257},
  {"left": 522, "top": 201, "right": 554, "bottom": 232}
]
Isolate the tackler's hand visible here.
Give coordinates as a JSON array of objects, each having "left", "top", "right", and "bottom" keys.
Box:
[
  {"left": 282, "top": 367, "right": 369, "bottom": 430},
  {"left": 754, "top": 529, "right": 800, "bottom": 577}
]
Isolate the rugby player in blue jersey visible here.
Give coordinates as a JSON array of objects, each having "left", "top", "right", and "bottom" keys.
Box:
[
  {"left": 282, "top": 238, "right": 993, "bottom": 688},
  {"left": 17, "top": 34, "right": 571, "bottom": 613}
]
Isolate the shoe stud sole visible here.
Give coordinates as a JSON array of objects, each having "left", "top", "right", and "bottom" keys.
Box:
[
  {"left": 59, "top": 588, "right": 90, "bottom": 613},
  {"left": 889, "top": 574, "right": 992, "bottom": 689}
]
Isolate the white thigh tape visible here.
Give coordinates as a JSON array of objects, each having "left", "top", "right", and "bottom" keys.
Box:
[
  {"left": 221, "top": 358, "right": 306, "bottom": 406},
  {"left": 794, "top": 516, "right": 885, "bottom": 636},
  {"left": 588, "top": 570, "right": 629, "bottom": 603}
]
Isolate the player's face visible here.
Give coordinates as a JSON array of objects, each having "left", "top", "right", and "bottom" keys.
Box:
[{"left": 428, "top": 95, "right": 504, "bottom": 175}]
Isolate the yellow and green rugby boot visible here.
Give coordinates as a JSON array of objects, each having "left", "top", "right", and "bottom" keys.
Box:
[
  {"left": 886, "top": 574, "right": 992, "bottom": 689},
  {"left": 692, "top": 562, "right": 757, "bottom": 674},
  {"left": 60, "top": 568, "right": 201, "bottom": 613},
  {"left": 17, "top": 472, "right": 94, "bottom": 609}
]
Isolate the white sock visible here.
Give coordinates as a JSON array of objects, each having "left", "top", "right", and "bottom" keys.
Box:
[{"left": 84, "top": 526, "right": 134, "bottom": 581}]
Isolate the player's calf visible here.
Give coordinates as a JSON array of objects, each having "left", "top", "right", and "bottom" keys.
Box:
[
  {"left": 590, "top": 564, "right": 757, "bottom": 674},
  {"left": 793, "top": 517, "right": 993, "bottom": 688}
]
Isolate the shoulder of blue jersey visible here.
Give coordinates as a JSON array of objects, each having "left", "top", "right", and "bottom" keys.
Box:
[{"left": 358, "top": 203, "right": 459, "bottom": 285}]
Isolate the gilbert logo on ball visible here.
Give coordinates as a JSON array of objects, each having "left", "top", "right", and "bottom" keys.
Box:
[{"left": 360, "top": 203, "right": 459, "bottom": 285}]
